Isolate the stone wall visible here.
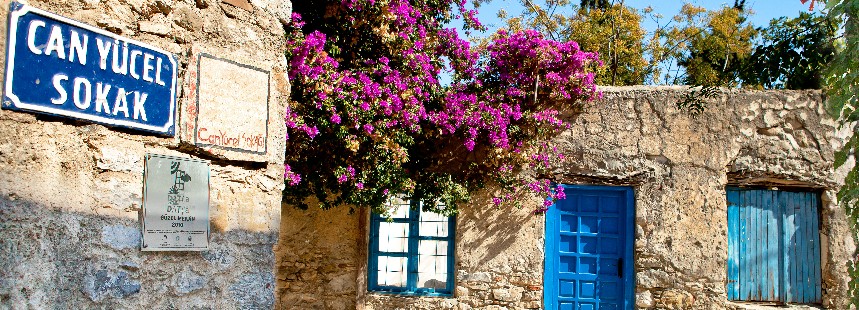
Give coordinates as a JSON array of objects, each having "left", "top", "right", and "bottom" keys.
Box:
[
  {"left": 0, "top": 0, "right": 291, "bottom": 308},
  {"left": 558, "top": 87, "right": 849, "bottom": 310},
  {"left": 276, "top": 87, "right": 852, "bottom": 309},
  {"left": 277, "top": 205, "right": 364, "bottom": 309}
]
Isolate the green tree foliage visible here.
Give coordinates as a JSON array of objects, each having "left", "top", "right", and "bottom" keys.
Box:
[
  {"left": 741, "top": 12, "right": 837, "bottom": 89},
  {"left": 821, "top": 0, "right": 859, "bottom": 306},
  {"left": 825, "top": 0, "right": 859, "bottom": 122},
  {"left": 657, "top": 1, "right": 757, "bottom": 86},
  {"left": 565, "top": 4, "right": 647, "bottom": 85},
  {"left": 579, "top": 0, "right": 609, "bottom": 11},
  {"left": 506, "top": 0, "right": 648, "bottom": 85},
  {"left": 498, "top": 0, "right": 837, "bottom": 91},
  {"left": 501, "top": 1, "right": 763, "bottom": 87}
]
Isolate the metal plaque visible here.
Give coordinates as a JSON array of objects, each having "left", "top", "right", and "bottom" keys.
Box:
[
  {"left": 3, "top": 2, "right": 178, "bottom": 136},
  {"left": 142, "top": 154, "right": 209, "bottom": 251}
]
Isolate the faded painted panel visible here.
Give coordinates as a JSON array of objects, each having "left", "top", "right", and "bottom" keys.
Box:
[
  {"left": 727, "top": 189, "right": 740, "bottom": 300},
  {"left": 179, "top": 47, "right": 274, "bottom": 163},
  {"left": 726, "top": 188, "right": 821, "bottom": 303},
  {"left": 194, "top": 54, "right": 269, "bottom": 155}
]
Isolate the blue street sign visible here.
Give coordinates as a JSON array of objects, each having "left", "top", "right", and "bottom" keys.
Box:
[{"left": 3, "top": 2, "right": 177, "bottom": 136}]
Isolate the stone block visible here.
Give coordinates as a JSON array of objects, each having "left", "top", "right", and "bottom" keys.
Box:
[
  {"left": 522, "top": 290, "right": 541, "bottom": 301},
  {"left": 96, "top": 18, "right": 128, "bottom": 35},
  {"left": 139, "top": 21, "right": 171, "bottom": 36},
  {"left": 82, "top": 270, "right": 141, "bottom": 301},
  {"left": 658, "top": 289, "right": 694, "bottom": 309},
  {"left": 637, "top": 269, "right": 670, "bottom": 288},
  {"left": 222, "top": 0, "right": 253, "bottom": 11},
  {"left": 492, "top": 287, "right": 524, "bottom": 302},
  {"left": 248, "top": 0, "right": 292, "bottom": 24},
  {"left": 120, "top": 261, "right": 140, "bottom": 271},
  {"left": 101, "top": 224, "right": 141, "bottom": 250},
  {"left": 173, "top": 269, "right": 207, "bottom": 295},
  {"left": 201, "top": 246, "right": 236, "bottom": 268},
  {"left": 325, "top": 299, "right": 349, "bottom": 310},
  {"left": 465, "top": 282, "right": 490, "bottom": 291},
  {"left": 763, "top": 110, "right": 780, "bottom": 127},
  {"left": 636, "top": 290, "right": 654, "bottom": 308},
  {"left": 455, "top": 285, "right": 470, "bottom": 297},
  {"left": 79, "top": 0, "right": 100, "bottom": 9},
  {"left": 440, "top": 300, "right": 457, "bottom": 308},
  {"left": 465, "top": 272, "right": 492, "bottom": 283},
  {"left": 229, "top": 272, "right": 275, "bottom": 309},
  {"left": 95, "top": 177, "right": 142, "bottom": 212},
  {"left": 173, "top": 6, "right": 203, "bottom": 32},
  {"left": 327, "top": 273, "right": 355, "bottom": 293},
  {"left": 456, "top": 303, "right": 473, "bottom": 310},
  {"left": 96, "top": 146, "right": 143, "bottom": 173}
]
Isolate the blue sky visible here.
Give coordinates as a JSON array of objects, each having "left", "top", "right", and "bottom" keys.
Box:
[
  {"left": 635, "top": 0, "right": 818, "bottom": 31},
  {"left": 459, "top": 0, "right": 820, "bottom": 38}
]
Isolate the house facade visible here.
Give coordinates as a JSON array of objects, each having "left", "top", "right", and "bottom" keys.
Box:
[
  {"left": 0, "top": 0, "right": 852, "bottom": 309},
  {"left": 277, "top": 87, "right": 853, "bottom": 309}
]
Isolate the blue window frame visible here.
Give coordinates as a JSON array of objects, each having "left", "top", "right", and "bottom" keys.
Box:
[{"left": 368, "top": 197, "right": 456, "bottom": 296}]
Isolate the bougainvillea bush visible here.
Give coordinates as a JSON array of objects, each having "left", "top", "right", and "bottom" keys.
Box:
[{"left": 283, "top": 0, "right": 601, "bottom": 215}]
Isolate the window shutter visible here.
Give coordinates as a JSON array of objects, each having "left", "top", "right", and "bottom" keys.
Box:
[{"left": 726, "top": 188, "right": 821, "bottom": 303}]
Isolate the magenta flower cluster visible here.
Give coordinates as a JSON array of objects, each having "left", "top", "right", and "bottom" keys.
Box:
[
  {"left": 283, "top": 164, "right": 301, "bottom": 186},
  {"left": 282, "top": 0, "right": 600, "bottom": 213}
]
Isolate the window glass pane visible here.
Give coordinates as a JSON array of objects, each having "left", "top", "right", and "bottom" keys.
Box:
[
  {"left": 417, "top": 254, "right": 448, "bottom": 289},
  {"left": 377, "top": 256, "right": 407, "bottom": 287},
  {"left": 378, "top": 222, "right": 409, "bottom": 252},
  {"left": 420, "top": 208, "right": 446, "bottom": 222},
  {"left": 419, "top": 220, "right": 448, "bottom": 237},
  {"left": 418, "top": 240, "right": 448, "bottom": 255},
  {"left": 370, "top": 199, "right": 455, "bottom": 295},
  {"left": 384, "top": 196, "right": 410, "bottom": 218},
  {"left": 419, "top": 208, "right": 449, "bottom": 237}
]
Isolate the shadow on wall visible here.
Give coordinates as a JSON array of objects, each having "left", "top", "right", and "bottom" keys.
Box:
[
  {"left": 456, "top": 190, "right": 545, "bottom": 272},
  {"left": 0, "top": 196, "right": 278, "bottom": 309},
  {"left": 275, "top": 204, "right": 362, "bottom": 309}
]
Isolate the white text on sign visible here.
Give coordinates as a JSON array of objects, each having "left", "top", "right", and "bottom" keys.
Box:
[{"left": 26, "top": 19, "right": 170, "bottom": 122}]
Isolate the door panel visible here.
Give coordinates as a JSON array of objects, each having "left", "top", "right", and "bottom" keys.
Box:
[{"left": 545, "top": 185, "right": 634, "bottom": 310}]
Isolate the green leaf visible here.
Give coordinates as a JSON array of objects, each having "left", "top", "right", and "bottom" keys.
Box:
[{"left": 836, "top": 148, "right": 850, "bottom": 168}]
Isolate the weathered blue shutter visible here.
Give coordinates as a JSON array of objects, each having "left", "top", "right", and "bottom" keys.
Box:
[
  {"left": 726, "top": 187, "right": 821, "bottom": 303},
  {"left": 783, "top": 191, "right": 822, "bottom": 303},
  {"left": 727, "top": 189, "right": 740, "bottom": 299}
]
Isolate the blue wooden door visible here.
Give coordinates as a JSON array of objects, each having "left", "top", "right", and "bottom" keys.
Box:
[
  {"left": 727, "top": 187, "right": 821, "bottom": 303},
  {"left": 545, "top": 185, "right": 635, "bottom": 310}
]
